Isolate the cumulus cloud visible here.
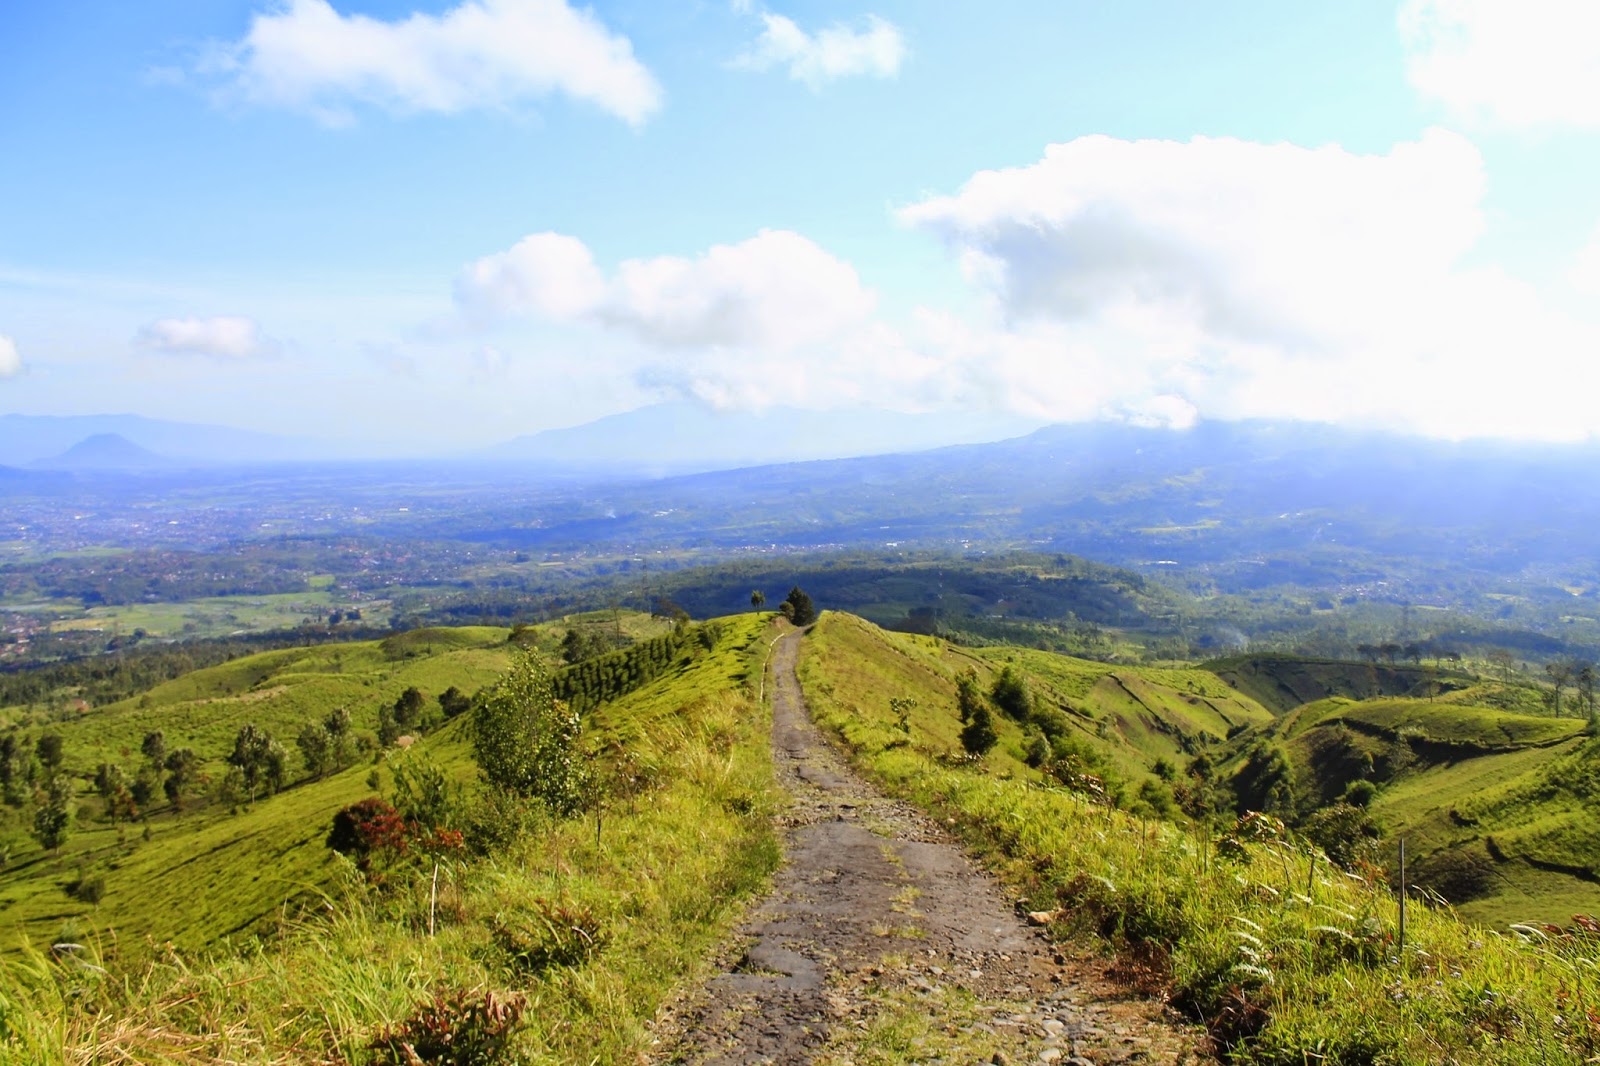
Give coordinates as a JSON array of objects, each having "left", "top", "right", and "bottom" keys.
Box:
[
  {"left": 207, "top": 0, "right": 662, "bottom": 125},
  {"left": 733, "top": 12, "right": 905, "bottom": 88},
  {"left": 451, "top": 131, "right": 1600, "bottom": 440},
  {"left": 457, "top": 229, "right": 876, "bottom": 353},
  {"left": 896, "top": 130, "right": 1600, "bottom": 440},
  {"left": 136, "top": 316, "right": 280, "bottom": 359},
  {"left": 456, "top": 232, "right": 606, "bottom": 322},
  {"left": 0, "top": 335, "right": 20, "bottom": 378},
  {"left": 1400, "top": 0, "right": 1600, "bottom": 128}
]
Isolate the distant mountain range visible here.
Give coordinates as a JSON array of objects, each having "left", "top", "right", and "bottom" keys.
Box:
[
  {"left": 0, "top": 405, "right": 1044, "bottom": 474},
  {"left": 483, "top": 402, "right": 1046, "bottom": 474}
]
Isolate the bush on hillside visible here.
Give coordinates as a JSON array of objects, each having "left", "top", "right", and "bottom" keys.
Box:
[
  {"left": 471, "top": 653, "right": 587, "bottom": 816},
  {"left": 326, "top": 797, "right": 409, "bottom": 871}
]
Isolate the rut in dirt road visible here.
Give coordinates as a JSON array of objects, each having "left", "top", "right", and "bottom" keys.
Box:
[{"left": 659, "top": 628, "right": 1207, "bottom": 1066}]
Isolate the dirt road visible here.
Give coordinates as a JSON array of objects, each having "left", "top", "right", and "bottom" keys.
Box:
[{"left": 659, "top": 629, "right": 1208, "bottom": 1065}]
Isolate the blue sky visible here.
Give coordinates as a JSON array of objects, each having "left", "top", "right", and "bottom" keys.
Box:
[{"left": 2, "top": 0, "right": 1599, "bottom": 453}]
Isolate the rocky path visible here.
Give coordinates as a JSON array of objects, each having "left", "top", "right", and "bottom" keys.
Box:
[{"left": 657, "top": 630, "right": 1209, "bottom": 1066}]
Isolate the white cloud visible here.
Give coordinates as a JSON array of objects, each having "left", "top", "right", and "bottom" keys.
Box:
[
  {"left": 450, "top": 131, "right": 1600, "bottom": 440},
  {"left": 897, "top": 130, "right": 1600, "bottom": 440},
  {"left": 1573, "top": 224, "right": 1600, "bottom": 295},
  {"left": 733, "top": 12, "right": 905, "bottom": 88},
  {"left": 208, "top": 0, "right": 662, "bottom": 125},
  {"left": 455, "top": 232, "right": 606, "bottom": 322},
  {"left": 1400, "top": 0, "right": 1600, "bottom": 128},
  {"left": 0, "top": 335, "right": 20, "bottom": 378},
  {"left": 136, "top": 316, "right": 280, "bottom": 359},
  {"left": 457, "top": 229, "right": 876, "bottom": 353}
]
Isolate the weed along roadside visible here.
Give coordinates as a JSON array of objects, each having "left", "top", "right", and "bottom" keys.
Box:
[
  {"left": 660, "top": 620, "right": 1207, "bottom": 1064},
  {"left": 0, "top": 615, "right": 783, "bottom": 1064},
  {"left": 793, "top": 612, "right": 1600, "bottom": 1065}
]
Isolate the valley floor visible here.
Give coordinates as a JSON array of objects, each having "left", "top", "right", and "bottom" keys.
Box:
[{"left": 658, "top": 629, "right": 1208, "bottom": 1065}]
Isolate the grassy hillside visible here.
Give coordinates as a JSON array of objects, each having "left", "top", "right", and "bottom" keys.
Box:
[
  {"left": 797, "top": 612, "right": 1600, "bottom": 1065},
  {"left": 972, "top": 645, "right": 1272, "bottom": 781},
  {"left": 0, "top": 613, "right": 781, "bottom": 1063},
  {"left": 0, "top": 616, "right": 679, "bottom": 956},
  {"left": 1220, "top": 681, "right": 1596, "bottom": 926},
  {"left": 791, "top": 612, "right": 1274, "bottom": 804}
]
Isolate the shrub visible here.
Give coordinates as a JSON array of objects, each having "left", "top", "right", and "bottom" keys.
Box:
[
  {"left": 1300, "top": 803, "right": 1381, "bottom": 869},
  {"left": 370, "top": 987, "right": 526, "bottom": 1066},
  {"left": 327, "top": 797, "right": 409, "bottom": 870},
  {"left": 66, "top": 874, "right": 105, "bottom": 905},
  {"left": 489, "top": 898, "right": 607, "bottom": 974},
  {"left": 1343, "top": 779, "right": 1377, "bottom": 808}
]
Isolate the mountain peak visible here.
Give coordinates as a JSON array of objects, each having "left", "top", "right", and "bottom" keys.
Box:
[{"left": 35, "top": 432, "right": 173, "bottom": 470}]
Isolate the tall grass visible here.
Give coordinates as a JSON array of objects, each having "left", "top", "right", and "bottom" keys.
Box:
[{"left": 799, "top": 613, "right": 1600, "bottom": 1065}]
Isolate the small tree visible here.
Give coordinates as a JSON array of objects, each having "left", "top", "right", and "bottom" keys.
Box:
[
  {"left": 32, "top": 773, "right": 73, "bottom": 853},
  {"left": 750, "top": 590, "right": 766, "bottom": 612},
  {"left": 1546, "top": 660, "right": 1574, "bottom": 717},
  {"left": 1579, "top": 663, "right": 1598, "bottom": 724},
  {"left": 324, "top": 707, "right": 355, "bottom": 769},
  {"left": 227, "top": 724, "right": 283, "bottom": 804},
  {"left": 889, "top": 696, "right": 917, "bottom": 735},
  {"left": 960, "top": 705, "right": 998, "bottom": 759},
  {"left": 0, "top": 734, "right": 29, "bottom": 805},
  {"left": 298, "top": 723, "right": 333, "bottom": 779},
  {"left": 471, "top": 653, "right": 587, "bottom": 816},
  {"left": 131, "top": 765, "right": 162, "bottom": 809},
  {"left": 393, "top": 687, "right": 426, "bottom": 730},
  {"left": 164, "top": 748, "right": 199, "bottom": 809},
  {"left": 36, "top": 733, "right": 64, "bottom": 772},
  {"left": 781, "top": 586, "right": 817, "bottom": 626},
  {"left": 955, "top": 670, "right": 986, "bottom": 724},
  {"left": 140, "top": 731, "right": 167, "bottom": 768},
  {"left": 990, "top": 665, "right": 1031, "bottom": 721},
  {"left": 438, "top": 686, "right": 472, "bottom": 720},
  {"left": 93, "top": 762, "right": 137, "bottom": 824},
  {"left": 377, "top": 705, "right": 401, "bottom": 748}
]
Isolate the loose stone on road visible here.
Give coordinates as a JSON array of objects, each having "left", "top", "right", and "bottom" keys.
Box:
[{"left": 659, "top": 628, "right": 1208, "bottom": 1065}]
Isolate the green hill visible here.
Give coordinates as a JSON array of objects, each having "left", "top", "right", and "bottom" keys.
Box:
[
  {"left": 794, "top": 611, "right": 1600, "bottom": 1064},
  {"left": 1219, "top": 683, "right": 1594, "bottom": 926},
  {"left": 1204, "top": 653, "right": 1466, "bottom": 714},
  {"left": 0, "top": 612, "right": 780, "bottom": 1063},
  {"left": 0, "top": 617, "right": 684, "bottom": 956}
]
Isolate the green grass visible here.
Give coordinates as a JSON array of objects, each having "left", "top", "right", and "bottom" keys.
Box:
[
  {"left": 1324, "top": 698, "right": 1585, "bottom": 751},
  {"left": 1230, "top": 688, "right": 1597, "bottom": 926},
  {"left": 0, "top": 613, "right": 782, "bottom": 1063},
  {"left": 973, "top": 645, "right": 1272, "bottom": 780},
  {"left": 0, "top": 628, "right": 523, "bottom": 956},
  {"left": 0, "top": 616, "right": 706, "bottom": 961},
  {"left": 796, "top": 612, "right": 1600, "bottom": 1065}
]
